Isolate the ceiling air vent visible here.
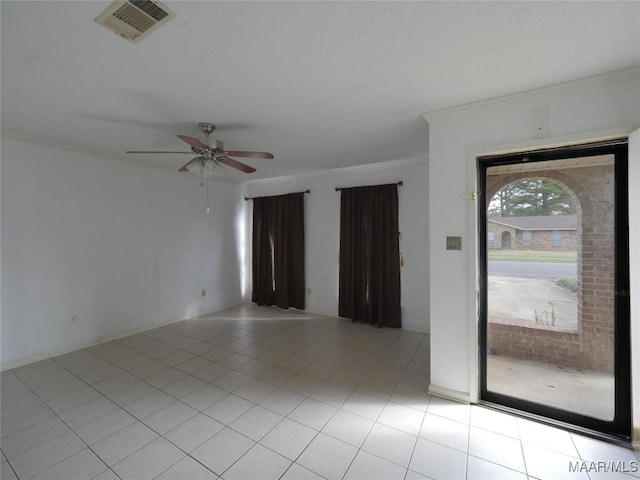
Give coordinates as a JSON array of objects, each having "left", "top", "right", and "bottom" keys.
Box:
[{"left": 95, "top": 0, "right": 175, "bottom": 43}]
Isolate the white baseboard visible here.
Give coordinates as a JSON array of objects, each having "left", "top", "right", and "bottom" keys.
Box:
[
  {"left": 0, "top": 302, "right": 245, "bottom": 372},
  {"left": 427, "top": 384, "right": 471, "bottom": 404},
  {"left": 633, "top": 419, "right": 640, "bottom": 452}
]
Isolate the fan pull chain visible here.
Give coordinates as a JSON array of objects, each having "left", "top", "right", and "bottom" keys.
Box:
[{"left": 206, "top": 179, "right": 210, "bottom": 214}]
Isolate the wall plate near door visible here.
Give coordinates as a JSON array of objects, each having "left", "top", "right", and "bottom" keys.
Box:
[{"left": 446, "top": 236, "right": 462, "bottom": 250}]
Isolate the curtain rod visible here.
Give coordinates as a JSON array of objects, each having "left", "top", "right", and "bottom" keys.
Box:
[
  {"left": 335, "top": 181, "right": 403, "bottom": 192},
  {"left": 244, "top": 189, "right": 310, "bottom": 201}
]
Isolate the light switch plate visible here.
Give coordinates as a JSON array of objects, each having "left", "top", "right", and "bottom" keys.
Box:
[{"left": 446, "top": 236, "right": 462, "bottom": 250}]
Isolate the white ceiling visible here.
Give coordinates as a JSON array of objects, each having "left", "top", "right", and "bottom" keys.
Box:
[{"left": 2, "top": 1, "right": 639, "bottom": 180}]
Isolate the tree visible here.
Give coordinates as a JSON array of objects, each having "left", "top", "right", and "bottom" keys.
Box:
[{"left": 489, "top": 179, "right": 574, "bottom": 217}]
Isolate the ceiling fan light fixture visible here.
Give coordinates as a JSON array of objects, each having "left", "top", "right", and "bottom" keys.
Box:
[
  {"left": 202, "top": 160, "right": 220, "bottom": 178},
  {"left": 187, "top": 159, "right": 222, "bottom": 179}
]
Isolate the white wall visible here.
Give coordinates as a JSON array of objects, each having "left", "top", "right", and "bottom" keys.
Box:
[
  {"left": 424, "top": 67, "right": 640, "bottom": 399},
  {"left": 243, "top": 159, "right": 430, "bottom": 333},
  {"left": 1, "top": 135, "right": 245, "bottom": 368}
]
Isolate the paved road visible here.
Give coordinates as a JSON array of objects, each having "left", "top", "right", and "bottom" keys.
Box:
[{"left": 488, "top": 261, "right": 576, "bottom": 278}]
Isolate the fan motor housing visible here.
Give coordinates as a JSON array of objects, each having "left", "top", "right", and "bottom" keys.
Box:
[{"left": 199, "top": 123, "right": 216, "bottom": 135}]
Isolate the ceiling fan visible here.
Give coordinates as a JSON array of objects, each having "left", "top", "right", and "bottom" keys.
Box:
[{"left": 126, "top": 122, "right": 273, "bottom": 177}]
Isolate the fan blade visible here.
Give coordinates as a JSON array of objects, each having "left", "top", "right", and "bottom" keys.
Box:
[
  {"left": 178, "top": 159, "right": 197, "bottom": 172},
  {"left": 225, "top": 150, "right": 274, "bottom": 159},
  {"left": 218, "top": 156, "right": 256, "bottom": 173},
  {"left": 177, "top": 135, "right": 207, "bottom": 150},
  {"left": 126, "top": 150, "right": 193, "bottom": 154}
]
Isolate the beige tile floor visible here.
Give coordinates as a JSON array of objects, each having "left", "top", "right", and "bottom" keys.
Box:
[{"left": 1, "top": 304, "right": 638, "bottom": 480}]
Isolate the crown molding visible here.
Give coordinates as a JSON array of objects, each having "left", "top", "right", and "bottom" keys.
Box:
[
  {"left": 0, "top": 130, "right": 242, "bottom": 185},
  {"left": 243, "top": 155, "right": 427, "bottom": 190},
  {"left": 423, "top": 66, "right": 640, "bottom": 124},
  {"left": 1, "top": 130, "right": 175, "bottom": 172}
]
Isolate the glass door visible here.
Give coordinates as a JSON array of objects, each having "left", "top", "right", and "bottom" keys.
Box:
[{"left": 478, "top": 140, "right": 631, "bottom": 438}]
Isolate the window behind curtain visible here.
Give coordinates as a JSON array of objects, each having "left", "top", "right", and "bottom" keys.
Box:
[
  {"left": 338, "top": 183, "right": 401, "bottom": 328},
  {"left": 251, "top": 193, "right": 305, "bottom": 309}
]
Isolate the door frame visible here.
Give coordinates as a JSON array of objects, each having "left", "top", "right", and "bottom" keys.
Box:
[{"left": 476, "top": 139, "right": 631, "bottom": 438}]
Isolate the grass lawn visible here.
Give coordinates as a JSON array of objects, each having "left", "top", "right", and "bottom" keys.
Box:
[{"left": 488, "top": 249, "right": 577, "bottom": 263}]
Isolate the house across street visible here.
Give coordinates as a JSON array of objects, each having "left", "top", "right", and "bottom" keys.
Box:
[{"left": 488, "top": 215, "right": 577, "bottom": 250}]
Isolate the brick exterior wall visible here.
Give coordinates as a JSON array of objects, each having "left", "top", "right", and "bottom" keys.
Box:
[
  {"left": 488, "top": 323, "right": 588, "bottom": 369},
  {"left": 486, "top": 163, "right": 615, "bottom": 373}
]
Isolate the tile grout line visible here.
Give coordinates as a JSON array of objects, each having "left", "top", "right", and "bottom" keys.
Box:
[
  {"left": 514, "top": 410, "right": 529, "bottom": 478},
  {"left": 2, "top": 369, "right": 110, "bottom": 480},
  {"left": 214, "top": 361, "right": 360, "bottom": 479},
  {"left": 4, "top": 308, "right": 452, "bottom": 480},
  {"left": 6, "top": 337, "right": 227, "bottom": 479},
  {"left": 1, "top": 449, "right": 20, "bottom": 480},
  {"left": 402, "top": 395, "right": 432, "bottom": 480},
  {"left": 189, "top": 318, "right": 427, "bottom": 479}
]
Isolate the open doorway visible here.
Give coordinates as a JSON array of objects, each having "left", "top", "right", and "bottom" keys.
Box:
[{"left": 478, "top": 140, "right": 631, "bottom": 438}]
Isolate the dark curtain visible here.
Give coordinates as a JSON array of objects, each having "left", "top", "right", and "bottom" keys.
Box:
[
  {"left": 252, "top": 197, "right": 274, "bottom": 307},
  {"left": 339, "top": 184, "right": 401, "bottom": 328},
  {"left": 252, "top": 193, "right": 305, "bottom": 309}
]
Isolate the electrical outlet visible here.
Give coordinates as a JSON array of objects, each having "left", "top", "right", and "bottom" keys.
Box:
[
  {"left": 201, "top": 289, "right": 206, "bottom": 297},
  {"left": 68, "top": 313, "right": 78, "bottom": 325}
]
